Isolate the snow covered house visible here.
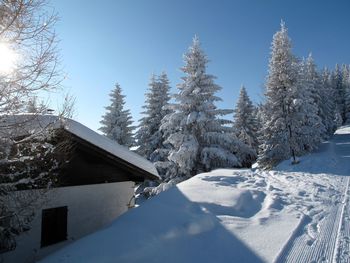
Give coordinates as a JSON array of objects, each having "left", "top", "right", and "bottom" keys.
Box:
[{"left": 0, "top": 115, "right": 159, "bottom": 263}]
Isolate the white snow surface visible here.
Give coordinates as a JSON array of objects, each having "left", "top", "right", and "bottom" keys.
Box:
[
  {"left": 0, "top": 114, "right": 159, "bottom": 178},
  {"left": 40, "top": 126, "right": 350, "bottom": 263}
]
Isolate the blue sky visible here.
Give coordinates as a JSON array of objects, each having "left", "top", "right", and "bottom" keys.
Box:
[{"left": 51, "top": 0, "right": 350, "bottom": 132}]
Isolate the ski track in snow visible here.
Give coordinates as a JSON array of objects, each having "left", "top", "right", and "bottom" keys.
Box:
[
  {"left": 334, "top": 177, "right": 350, "bottom": 263},
  {"left": 275, "top": 177, "right": 349, "bottom": 263},
  {"left": 274, "top": 126, "right": 350, "bottom": 263}
]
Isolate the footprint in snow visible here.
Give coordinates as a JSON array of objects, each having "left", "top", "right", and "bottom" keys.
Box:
[
  {"left": 267, "top": 184, "right": 282, "bottom": 192},
  {"left": 298, "top": 190, "right": 307, "bottom": 196},
  {"left": 254, "top": 179, "right": 267, "bottom": 187},
  {"left": 306, "top": 238, "right": 315, "bottom": 246}
]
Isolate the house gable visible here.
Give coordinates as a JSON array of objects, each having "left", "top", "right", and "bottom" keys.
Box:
[{"left": 57, "top": 133, "right": 146, "bottom": 186}]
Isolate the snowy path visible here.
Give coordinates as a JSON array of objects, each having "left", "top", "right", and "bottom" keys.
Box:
[
  {"left": 274, "top": 127, "right": 350, "bottom": 263},
  {"left": 275, "top": 177, "right": 349, "bottom": 263}
]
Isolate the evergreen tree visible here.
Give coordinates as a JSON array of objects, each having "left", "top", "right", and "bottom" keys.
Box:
[
  {"left": 342, "top": 65, "right": 350, "bottom": 123},
  {"left": 99, "top": 84, "right": 135, "bottom": 148},
  {"left": 297, "top": 56, "right": 324, "bottom": 151},
  {"left": 254, "top": 103, "right": 264, "bottom": 145},
  {"left": 345, "top": 86, "right": 350, "bottom": 124},
  {"left": 258, "top": 22, "right": 305, "bottom": 167},
  {"left": 26, "top": 97, "right": 40, "bottom": 113},
  {"left": 304, "top": 54, "right": 322, "bottom": 115},
  {"left": 161, "top": 36, "right": 254, "bottom": 177},
  {"left": 332, "top": 64, "right": 345, "bottom": 122},
  {"left": 259, "top": 22, "right": 327, "bottom": 168},
  {"left": 25, "top": 96, "right": 47, "bottom": 114},
  {"left": 136, "top": 72, "right": 171, "bottom": 159},
  {"left": 319, "top": 68, "right": 337, "bottom": 134},
  {"left": 233, "top": 85, "right": 259, "bottom": 154}
]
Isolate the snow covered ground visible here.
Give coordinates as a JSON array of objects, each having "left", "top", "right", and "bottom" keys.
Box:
[{"left": 40, "top": 126, "right": 350, "bottom": 263}]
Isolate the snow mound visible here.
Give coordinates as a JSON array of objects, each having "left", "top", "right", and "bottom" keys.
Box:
[{"left": 180, "top": 172, "right": 266, "bottom": 218}]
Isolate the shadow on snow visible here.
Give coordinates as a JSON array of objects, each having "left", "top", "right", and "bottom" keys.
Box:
[{"left": 42, "top": 187, "right": 265, "bottom": 263}]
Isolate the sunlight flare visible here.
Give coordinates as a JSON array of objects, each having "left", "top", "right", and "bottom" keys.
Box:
[{"left": 0, "top": 42, "right": 19, "bottom": 74}]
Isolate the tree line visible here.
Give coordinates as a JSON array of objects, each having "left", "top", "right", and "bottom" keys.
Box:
[{"left": 100, "top": 22, "right": 350, "bottom": 195}]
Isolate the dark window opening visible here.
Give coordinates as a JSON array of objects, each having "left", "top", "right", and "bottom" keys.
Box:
[{"left": 41, "top": 206, "right": 68, "bottom": 247}]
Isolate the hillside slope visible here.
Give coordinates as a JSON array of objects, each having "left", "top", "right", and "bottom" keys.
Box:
[{"left": 40, "top": 126, "right": 350, "bottom": 263}]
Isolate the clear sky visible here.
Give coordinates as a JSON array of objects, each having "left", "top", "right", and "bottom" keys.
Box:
[{"left": 51, "top": 0, "right": 350, "bottom": 132}]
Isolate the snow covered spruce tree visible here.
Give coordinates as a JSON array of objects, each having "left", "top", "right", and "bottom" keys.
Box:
[
  {"left": 253, "top": 103, "right": 264, "bottom": 145},
  {"left": 161, "top": 36, "right": 255, "bottom": 177},
  {"left": 298, "top": 55, "right": 325, "bottom": 146},
  {"left": 345, "top": 83, "right": 350, "bottom": 124},
  {"left": 258, "top": 21, "right": 297, "bottom": 167},
  {"left": 26, "top": 96, "right": 47, "bottom": 114},
  {"left": 332, "top": 64, "right": 346, "bottom": 123},
  {"left": 99, "top": 84, "right": 135, "bottom": 148},
  {"left": 233, "top": 85, "right": 259, "bottom": 155},
  {"left": 341, "top": 65, "right": 350, "bottom": 122},
  {"left": 342, "top": 65, "right": 350, "bottom": 123},
  {"left": 319, "top": 68, "right": 337, "bottom": 135},
  {"left": 258, "top": 21, "right": 322, "bottom": 168},
  {"left": 136, "top": 73, "right": 171, "bottom": 159}
]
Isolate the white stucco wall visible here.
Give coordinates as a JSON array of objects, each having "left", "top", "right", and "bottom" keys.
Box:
[{"left": 2, "top": 181, "right": 135, "bottom": 263}]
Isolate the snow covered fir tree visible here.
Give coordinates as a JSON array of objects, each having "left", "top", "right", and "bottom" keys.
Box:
[
  {"left": 297, "top": 55, "right": 325, "bottom": 151},
  {"left": 332, "top": 64, "right": 346, "bottom": 123},
  {"left": 158, "top": 36, "right": 255, "bottom": 179},
  {"left": 26, "top": 96, "right": 47, "bottom": 114},
  {"left": 233, "top": 85, "right": 259, "bottom": 155},
  {"left": 135, "top": 73, "right": 172, "bottom": 160},
  {"left": 346, "top": 71, "right": 350, "bottom": 123},
  {"left": 257, "top": 21, "right": 344, "bottom": 168},
  {"left": 99, "top": 84, "right": 135, "bottom": 148},
  {"left": 318, "top": 68, "right": 337, "bottom": 136},
  {"left": 258, "top": 21, "right": 297, "bottom": 167}
]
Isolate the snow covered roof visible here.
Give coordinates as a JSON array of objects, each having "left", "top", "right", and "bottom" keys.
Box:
[{"left": 0, "top": 114, "right": 160, "bottom": 180}]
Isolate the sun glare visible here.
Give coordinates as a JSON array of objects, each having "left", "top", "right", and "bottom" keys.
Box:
[{"left": 0, "top": 42, "right": 19, "bottom": 75}]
